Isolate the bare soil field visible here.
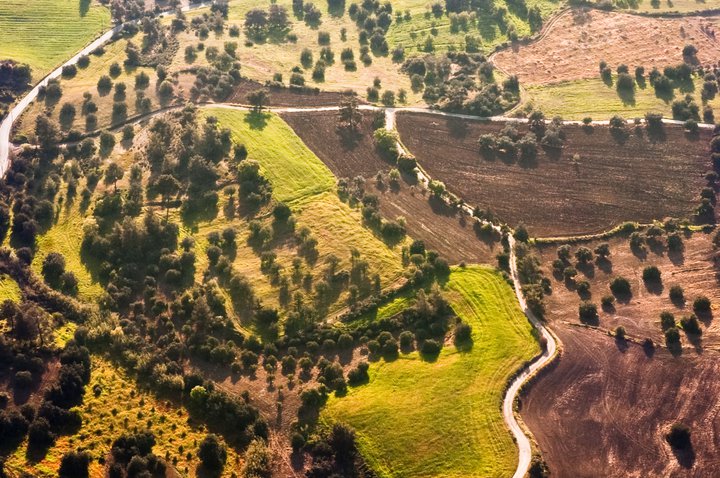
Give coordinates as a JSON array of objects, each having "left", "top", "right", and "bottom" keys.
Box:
[
  {"left": 228, "top": 78, "right": 359, "bottom": 108},
  {"left": 282, "top": 111, "right": 501, "bottom": 264},
  {"left": 522, "top": 324, "right": 720, "bottom": 477},
  {"left": 396, "top": 112, "right": 712, "bottom": 237},
  {"left": 493, "top": 9, "right": 720, "bottom": 85},
  {"left": 535, "top": 231, "right": 720, "bottom": 348}
]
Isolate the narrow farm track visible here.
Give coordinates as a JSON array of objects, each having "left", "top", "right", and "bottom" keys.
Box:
[
  {"left": 385, "top": 108, "right": 559, "bottom": 478},
  {"left": 0, "top": 8, "right": 717, "bottom": 477}
]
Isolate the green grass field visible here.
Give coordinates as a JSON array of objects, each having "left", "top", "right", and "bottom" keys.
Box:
[
  {"left": 4, "top": 357, "right": 240, "bottom": 478},
  {"left": 31, "top": 188, "right": 104, "bottom": 303},
  {"left": 0, "top": 0, "right": 111, "bottom": 81},
  {"left": 323, "top": 265, "right": 540, "bottom": 478},
  {"left": 524, "top": 76, "right": 708, "bottom": 120},
  {"left": 208, "top": 108, "right": 405, "bottom": 291},
  {"left": 387, "top": 0, "right": 560, "bottom": 54}
]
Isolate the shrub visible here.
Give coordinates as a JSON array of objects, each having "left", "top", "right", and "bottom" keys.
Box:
[
  {"left": 660, "top": 311, "right": 676, "bottom": 330},
  {"left": 609, "top": 277, "right": 631, "bottom": 297},
  {"left": 600, "top": 295, "right": 615, "bottom": 309},
  {"left": 578, "top": 301, "right": 598, "bottom": 323},
  {"left": 669, "top": 285, "right": 684, "bottom": 304},
  {"left": 642, "top": 265, "right": 661, "bottom": 283},
  {"left": 59, "top": 450, "right": 91, "bottom": 478},
  {"left": 693, "top": 296, "right": 711, "bottom": 313},
  {"left": 420, "top": 339, "right": 441, "bottom": 356},
  {"left": 615, "top": 326, "right": 626, "bottom": 339},
  {"left": 198, "top": 434, "right": 227, "bottom": 471},
  {"left": 680, "top": 314, "right": 701, "bottom": 335},
  {"left": 454, "top": 322, "right": 472, "bottom": 344},
  {"left": 664, "top": 326, "right": 680, "bottom": 347}
]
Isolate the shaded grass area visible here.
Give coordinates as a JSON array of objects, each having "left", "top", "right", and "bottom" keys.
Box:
[
  {"left": 322, "top": 265, "right": 540, "bottom": 478},
  {"left": 4, "top": 356, "right": 240, "bottom": 477},
  {"left": 0, "top": 0, "right": 111, "bottom": 81},
  {"left": 31, "top": 185, "right": 104, "bottom": 303}
]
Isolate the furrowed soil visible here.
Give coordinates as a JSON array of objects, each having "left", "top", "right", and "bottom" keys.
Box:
[
  {"left": 521, "top": 324, "right": 720, "bottom": 478},
  {"left": 493, "top": 9, "right": 720, "bottom": 85},
  {"left": 228, "top": 78, "right": 361, "bottom": 107},
  {"left": 396, "top": 112, "right": 712, "bottom": 237},
  {"left": 535, "top": 232, "right": 720, "bottom": 348},
  {"left": 521, "top": 230, "right": 720, "bottom": 477},
  {"left": 281, "top": 110, "right": 502, "bottom": 264}
]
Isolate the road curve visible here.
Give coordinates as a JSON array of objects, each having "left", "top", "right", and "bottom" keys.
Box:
[
  {"left": 385, "top": 107, "right": 559, "bottom": 478},
  {"left": 0, "top": 1, "right": 213, "bottom": 175}
]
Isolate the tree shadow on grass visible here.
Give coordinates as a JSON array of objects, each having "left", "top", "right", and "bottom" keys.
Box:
[
  {"left": 79, "top": 0, "right": 91, "bottom": 16},
  {"left": 617, "top": 87, "right": 636, "bottom": 107},
  {"left": 244, "top": 111, "right": 270, "bottom": 130}
]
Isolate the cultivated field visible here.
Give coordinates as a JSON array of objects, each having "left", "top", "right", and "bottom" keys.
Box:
[
  {"left": 521, "top": 324, "right": 720, "bottom": 477},
  {"left": 323, "top": 266, "right": 540, "bottom": 478},
  {"left": 0, "top": 0, "right": 111, "bottom": 81},
  {"left": 535, "top": 231, "right": 720, "bottom": 348},
  {"left": 493, "top": 9, "right": 720, "bottom": 85},
  {"left": 620, "top": 0, "right": 720, "bottom": 13},
  {"left": 396, "top": 112, "right": 712, "bottom": 236},
  {"left": 282, "top": 110, "right": 501, "bottom": 264}
]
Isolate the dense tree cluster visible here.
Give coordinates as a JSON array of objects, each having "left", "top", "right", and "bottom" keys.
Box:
[{"left": 403, "top": 52, "right": 520, "bottom": 114}]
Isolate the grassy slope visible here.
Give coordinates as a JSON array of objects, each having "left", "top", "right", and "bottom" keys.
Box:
[
  {"left": 387, "top": 0, "right": 561, "bottom": 54},
  {"left": 208, "top": 107, "right": 405, "bottom": 288},
  {"left": 5, "top": 357, "right": 240, "bottom": 477},
  {"left": 169, "top": 0, "right": 419, "bottom": 103},
  {"left": 323, "top": 265, "right": 540, "bottom": 478},
  {"left": 0, "top": 0, "right": 111, "bottom": 81},
  {"left": 524, "top": 76, "right": 711, "bottom": 120},
  {"left": 16, "top": 33, "right": 161, "bottom": 138},
  {"left": 31, "top": 185, "right": 104, "bottom": 303}
]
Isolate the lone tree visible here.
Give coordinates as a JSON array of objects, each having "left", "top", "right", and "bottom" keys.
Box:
[
  {"left": 247, "top": 88, "right": 270, "bottom": 111},
  {"left": 338, "top": 96, "right": 362, "bottom": 133},
  {"left": 104, "top": 162, "right": 124, "bottom": 192},
  {"left": 155, "top": 174, "right": 180, "bottom": 219}
]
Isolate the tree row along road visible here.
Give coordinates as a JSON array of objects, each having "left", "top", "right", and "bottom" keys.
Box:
[{"left": 0, "top": 6, "right": 712, "bottom": 477}]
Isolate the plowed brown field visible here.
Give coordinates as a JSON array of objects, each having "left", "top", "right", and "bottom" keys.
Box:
[
  {"left": 536, "top": 232, "right": 720, "bottom": 348},
  {"left": 281, "top": 111, "right": 501, "bottom": 264},
  {"left": 522, "top": 324, "right": 720, "bottom": 477},
  {"left": 493, "top": 9, "right": 720, "bottom": 85},
  {"left": 396, "top": 112, "right": 712, "bottom": 237}
]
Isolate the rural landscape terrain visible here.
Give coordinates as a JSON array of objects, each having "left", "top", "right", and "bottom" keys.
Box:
[{"left": 0, "top": 0, "right": 719, "bottom": 477}]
